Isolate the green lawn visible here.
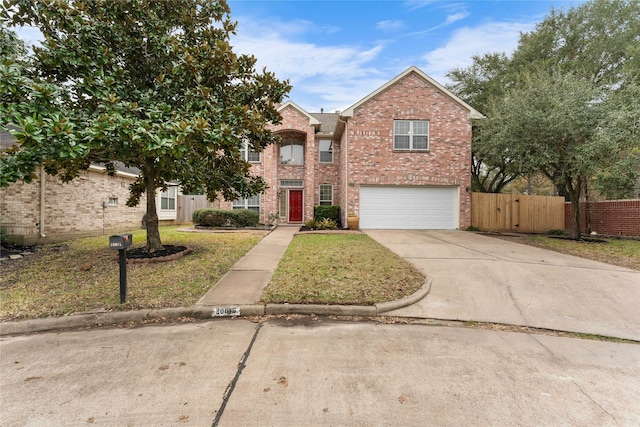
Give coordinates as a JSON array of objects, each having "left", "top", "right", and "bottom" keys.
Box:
[
  {"left": 1, "top": 229, "right": 425, "bottom": 321},
  {"left": 260, "top": 233, "right": 425, "bottom": 305},
  {"left": 1, "top": 227, "right": 265, "bottom": 321},
  {"left": 525, "top": 235, "right": 640, "bottom": 270}
]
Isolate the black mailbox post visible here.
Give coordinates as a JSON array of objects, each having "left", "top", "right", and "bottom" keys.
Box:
[{"left": 109, "top": 234, "right": 132, "bottom": 303}]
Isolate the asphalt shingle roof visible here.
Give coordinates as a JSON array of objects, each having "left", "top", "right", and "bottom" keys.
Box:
[{"left": 310, "top": 113, "right": 340, "bottom": 135}]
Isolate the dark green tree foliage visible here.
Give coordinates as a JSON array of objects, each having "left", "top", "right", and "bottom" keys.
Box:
[
  {"left": 448, "top": 53, "right": 522, "bottom": 193},
  {"left": 447, "top": 0, "right": 640, "bottom": 238},
  {"left": 1, "top": 0, "right": 290, "bottom": 251}
]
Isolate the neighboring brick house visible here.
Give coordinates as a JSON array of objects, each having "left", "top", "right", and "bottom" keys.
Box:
[
  {"left": 1, "top": 130, "right": 180, "bottom": 244},
  {"left": 220, "top": 66, "right": 482, "bottom": 229}
]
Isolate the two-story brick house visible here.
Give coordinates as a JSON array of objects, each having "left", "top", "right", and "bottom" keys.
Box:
[{"left": 220, "top": 66, "right": 483, "bottom": 229}]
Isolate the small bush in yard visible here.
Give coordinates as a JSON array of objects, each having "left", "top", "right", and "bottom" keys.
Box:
[
  {"left": 197, "top": 209, "right": 230, "bottom": 227},
  {"left": 235, "top": 209, "right": 260, "bottom": 227},
  {"left": 314, "top": 205, "right": 341, "bottom": 227},
  {"left": 304, "top": 219, "right": 318, "bottom": 229},
  {"left": 316, "top": 218, "right": 337, "bottom": 230},
  {"left": 193, "top": 208, "right": 259, "bottom": 228}
]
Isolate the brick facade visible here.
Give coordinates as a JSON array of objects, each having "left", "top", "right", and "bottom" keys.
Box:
[
  {"left": 220, "top": 104, "right": 342, "bottom": 224},
  {"left": 565, "top": 200, "right": 640, "bottom": 237},
  {"left": 220, "top": 67, "right": 478, "bottom": 229},
  {"left": 0, "top": 167, "right": 147, "bottom": 245},
  {"left": 344, "top": 72, "right": 473, "bottom": 227}
]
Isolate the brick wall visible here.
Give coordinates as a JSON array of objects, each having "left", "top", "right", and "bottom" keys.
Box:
[
  {"left": 219, "top": 104, "right": 318, "bottom": 223},
  {"left": 565, "top": 200, "right": 640, "bottom": 237},
  {"left": 0, "top": 167, "right": 146, "bottom": 244},
  {"left": 345, "top": 72, "right": 473, "bottom": 228}
]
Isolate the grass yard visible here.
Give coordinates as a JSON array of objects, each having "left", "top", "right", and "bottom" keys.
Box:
[
  {"left": 524, "top": 235, "right": 640, "bottom": 271},
  {"left": 260, "top": 233, "right": 425, "bottom": 305},
  {"left": 0, "top": 227, "right": 265, "bottom": 321}
]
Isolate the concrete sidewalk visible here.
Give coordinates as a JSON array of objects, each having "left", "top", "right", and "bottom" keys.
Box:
[{"left": 195, "top": 225, "right": 298, "bottom": 306}]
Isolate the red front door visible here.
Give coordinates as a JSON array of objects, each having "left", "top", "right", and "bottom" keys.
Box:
[{"left": 289, "top": 190, "right": 303, "bottom": 222}]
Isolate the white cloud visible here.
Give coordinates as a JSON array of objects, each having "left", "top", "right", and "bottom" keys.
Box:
[
  {"left": 421, "top": 21, "right": 535, "bottom": 83},
  {"left": 376, "top": 20, "right": 406, "bottom": 33},
  {"left": 232, "top": 16, "right": 388, "bottom": 111},
  {"left": 444, "top": 12, "right": 469, "bottom": 26},
  {"left": 403, "top": 1, "right": 436, "bottom": 11}
]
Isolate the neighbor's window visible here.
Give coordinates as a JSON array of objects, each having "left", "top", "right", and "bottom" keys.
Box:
[
  {"left": 319, "top": 139, "right": 333, "bottom": 163},
  {"left": 394, "top": 120, "right": 429, "bottom": 150},
  {"left": 160, "top": 187, "right": 176, "bottom": 210},
  {"left": 108, "top": 197, "right": 118, "bottom": 206},
  {"left": 233, "top": 194, "right": 260, "bottom": 212},
  {"left": 319, "top": 184, "right": 333, "bottom": 206},
  {"left": 280, "top": 141, "right": 304, "bottom": 165},
  {"left": 240, "top": 140, "right": 260, "bottom": 163}
]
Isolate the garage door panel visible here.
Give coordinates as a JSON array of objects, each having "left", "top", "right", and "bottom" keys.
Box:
[{"left": 360, "top": 186, "right": 458, "bottom": 229}]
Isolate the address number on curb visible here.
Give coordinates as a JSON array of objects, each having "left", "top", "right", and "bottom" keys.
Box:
[{"left": 212, "top": 307, "right": 241, "bottom": 317}]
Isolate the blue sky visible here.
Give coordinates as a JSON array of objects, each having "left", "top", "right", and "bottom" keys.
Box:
[
  {"left": 228, "top": 0, "right": 587, "bottom": 112},
  {"left": 15, "top": 0, "right": 587, "bottom": 112}
]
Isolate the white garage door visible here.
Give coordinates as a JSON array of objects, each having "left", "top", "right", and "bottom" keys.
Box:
[{"left": 359, "top": 186, "right": 459, "bottom": 229}]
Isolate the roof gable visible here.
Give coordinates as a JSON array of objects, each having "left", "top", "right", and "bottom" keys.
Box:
[
  {"left": 278, "top": 101, "right": 321, "bottom": 126},
  {"left": 340, "top": 66, "right": 483, "bottom": 119}
]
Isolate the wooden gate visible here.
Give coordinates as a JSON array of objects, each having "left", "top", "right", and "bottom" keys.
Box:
[
  {"left": 177, "top": 195, "right": 217, "bottom": 223},
  {"left": 471, "top": 193, "right": 565, "bottom": 233}
]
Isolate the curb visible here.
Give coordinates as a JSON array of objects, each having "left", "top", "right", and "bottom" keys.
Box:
[{"left": 0, "top": 278, "right": 432, "bottom": 337}]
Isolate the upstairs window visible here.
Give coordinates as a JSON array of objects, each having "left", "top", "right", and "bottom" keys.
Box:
[
  {"left": 394, "top": 120, "right": 429, "bottom": 151},
  {"left": 280, "top": 141, "right": 304, "bottom": 165},
  {"left": 240, "top": 140, "right": 260, "bottom": 163},
  {"left": 319, "top": 139, "right": 333, "bottom": 163}
]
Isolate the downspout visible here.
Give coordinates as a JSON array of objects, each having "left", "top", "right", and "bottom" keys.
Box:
[
  {"left": 338, "top": 115, "right": 348, "bottom": 226},
  {"left": 39, "top": 165, "right": 46, "bottom": 238}
]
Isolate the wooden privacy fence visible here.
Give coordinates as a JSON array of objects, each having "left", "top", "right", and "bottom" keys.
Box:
[
  {"left": 177, "top": 195, "right": 216, "bottom": 223},
  {"left": 471, "top": 193, "right": 565, "bottom": 233}
]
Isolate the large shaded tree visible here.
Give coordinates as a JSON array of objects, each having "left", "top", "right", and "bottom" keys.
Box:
[
  {"left": 448, "top": 0, "right": 640, "bottom": 237},
  {"left": 479, "top": 72, "right": 610, "bottom": 238},
  {"left": 1, "top": 0, "right": 290, "bottom": 252},
  {"left": 447, "top": 53, "right": 523, "bottom": 193}
]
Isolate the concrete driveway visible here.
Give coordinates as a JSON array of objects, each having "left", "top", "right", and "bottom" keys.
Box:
[{"left": 365, "top": 230, "right": 640, "bottom": 341}]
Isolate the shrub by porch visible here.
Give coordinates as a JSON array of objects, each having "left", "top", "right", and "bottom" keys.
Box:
[{"left": 192, "top": 208, "right": 260, "bottom": 228}]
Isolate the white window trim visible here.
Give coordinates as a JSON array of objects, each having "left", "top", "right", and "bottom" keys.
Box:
[
  {"left": 160, "top": 187, "right": 177, "bottom": 211},
  {"left": 280, "top": 179, "right": 304, "bottom": 188},
  {"left": 241, "top": 140, "right": 260, "bottom": 163},
  {"left": 280, "top": 141, "right": 305, "bottom": 165},
  {"left": 319, "top": 139, "right": 333, "bottom": 163},
  {"left": 393, "top": 120, "right": 429, "bottom": 151},
  {"left": 233, "top": 195, "right": 261, "bottom": 212},
  {"left": 319, "top": 184, "right": 333, "bottom": 206}
]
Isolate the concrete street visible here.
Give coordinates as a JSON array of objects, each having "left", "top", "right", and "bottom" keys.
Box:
[{"left": 2, "top": 318, "right": 639, "bottom": 426}]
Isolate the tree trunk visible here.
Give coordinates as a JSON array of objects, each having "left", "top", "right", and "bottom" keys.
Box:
[
  {"left": 584, "top": 178, "right": 592, "bottom": 235},
  {"left": 145, "top": 175, "right": 164, "bottom": 253},
  {"left": 567, "top": 177, "right": 582, "bottom": 240}
]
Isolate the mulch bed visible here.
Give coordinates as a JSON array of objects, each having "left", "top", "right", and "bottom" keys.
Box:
[
  {"left": 298, "top": 227, "right": 362, "bottom": 234},
  {"left": 0, "top": 243, "right": 38, "bottom": 260}
]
